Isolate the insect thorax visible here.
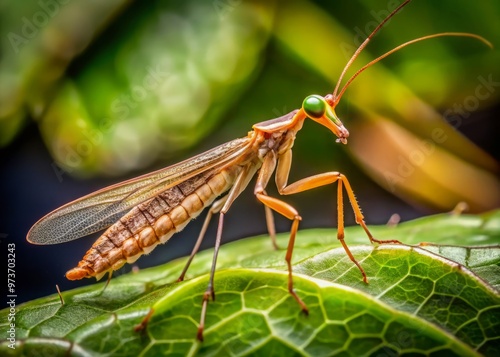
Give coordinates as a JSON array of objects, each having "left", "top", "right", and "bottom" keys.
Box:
[{"left": 257, "top": 128, "right": 297, "bottom": 160}]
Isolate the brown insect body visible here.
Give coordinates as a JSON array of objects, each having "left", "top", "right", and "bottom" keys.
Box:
[
  {"left": 65, "top": 166, "right": 237, "bottom": 280},
  {"left": 63, "top": 110, "right": 300, "bottom": 281}
]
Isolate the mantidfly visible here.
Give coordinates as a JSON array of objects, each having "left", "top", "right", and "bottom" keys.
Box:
[{"left": 27, "top": 0, "right": 491, "bottom": 341}]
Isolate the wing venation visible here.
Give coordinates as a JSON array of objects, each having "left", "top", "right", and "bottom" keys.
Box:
[{"left": 27, "top": 137, "right": 252, "bottom": 244}]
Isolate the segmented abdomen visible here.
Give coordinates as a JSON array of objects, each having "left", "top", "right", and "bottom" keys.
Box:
[{"left": 66, "top": 166, "right": 241, "bottom": 280}]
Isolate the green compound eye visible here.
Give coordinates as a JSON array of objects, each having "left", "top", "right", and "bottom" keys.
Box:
[{"left": 303, "top": 95, "right": 326, "bottom": 119}]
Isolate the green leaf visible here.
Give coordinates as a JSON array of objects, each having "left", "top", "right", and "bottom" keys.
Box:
[
  {"left": 1, "top": 211, "right": 499, "bottom": 356},
  {"left": 148, "top": 270, "right": 478, "bottom": 356}
]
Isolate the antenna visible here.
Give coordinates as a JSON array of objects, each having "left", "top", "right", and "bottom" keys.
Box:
[
  {"left": 330, "top": 0, "right": 492, "bottom": 106},
  {"left": 331, "top": 0, "right": 412, "bottom": 103},
  {"left": 334, "top": 33, "right": 492, "bottom": 104}
]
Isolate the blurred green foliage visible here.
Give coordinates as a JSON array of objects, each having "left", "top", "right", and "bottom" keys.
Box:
[
  {"left": 1, "top": 0, "right": 274, "bottom": 175},
  {"left": 1, "top": 0, "right": 499, "bottom": 210},
  {"left": 1, "top": 210, "right": 499, "bottom": 355}
]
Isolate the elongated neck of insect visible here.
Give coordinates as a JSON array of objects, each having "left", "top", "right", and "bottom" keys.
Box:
[{"left": 324, "top": 94, "right": 337, "bottom": 107}]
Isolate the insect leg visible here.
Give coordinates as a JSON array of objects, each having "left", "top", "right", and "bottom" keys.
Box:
[
  {"left": 134, "top": 308, "right": 154, "bottom": 333},
  {"left": 100, "top": 271, "right": 113, "bottom": 293},
  {"left": 339, "top": 175, "right": 400, "bottom": 246},
  {"left": 276, "top": 169, "right": 400, "bottom": 283},
  {"left": 254, "top": 151, "right": 308, "bottom": 314},
  {"left": 197, "top": 163, "right": 258, "bottom": 341},
  {"left": 263, "top": 192, "right": 278, "bottom": 250},
  {"left": 177, "top": 195, "right": 229, "bottom": 282},
  {"left": 56, "top": 285, "right": 64, "bottom": 306}
]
